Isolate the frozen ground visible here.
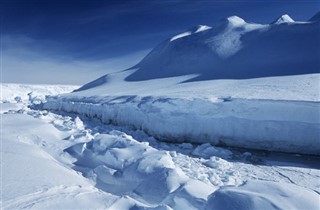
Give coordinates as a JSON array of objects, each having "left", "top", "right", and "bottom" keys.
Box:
[{"left": 1, "top": 84, "right": 320, "bottom": 209}]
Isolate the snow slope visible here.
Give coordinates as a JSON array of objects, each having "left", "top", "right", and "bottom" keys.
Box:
[
  {"left": 2, "top": 83, "right": 320, "bottom": 209},
  {"left": 43, "top": 13, "right": 320, "bottom": 155}
]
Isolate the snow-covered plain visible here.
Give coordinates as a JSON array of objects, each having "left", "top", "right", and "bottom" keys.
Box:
[{"left": 1, "top": 82, "right": 320, "bottom": 209}]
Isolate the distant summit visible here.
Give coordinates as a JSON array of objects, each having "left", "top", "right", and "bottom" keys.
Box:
[{"left": 272, "top": 14, "right": 294, "bottom": 24}]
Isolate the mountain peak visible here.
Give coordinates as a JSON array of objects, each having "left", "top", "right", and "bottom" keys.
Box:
[
  {"left": 272, "top": 14, "right": 294, "bottom": 24},
  {"left": 225, "top": 16, "right": 246, "bottom": 26}
]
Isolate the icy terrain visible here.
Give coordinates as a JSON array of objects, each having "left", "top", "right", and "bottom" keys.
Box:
[
  {"left": 44, "top": 13, "right": 320, "bottom": 155},
  {"left": 2, "top": 13, "right": 320, "bottom": 210},
  {"left": 2, "top": 83, "right": 320, "bottom": 209}
]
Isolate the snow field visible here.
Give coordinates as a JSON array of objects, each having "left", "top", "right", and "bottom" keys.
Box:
[{"left": 2, "top": 83, "right": 320, "bottom": 209}]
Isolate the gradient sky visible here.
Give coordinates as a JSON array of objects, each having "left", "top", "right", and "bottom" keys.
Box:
[{"left": 1, "top": 0, "right": 319, "bottom": 84}]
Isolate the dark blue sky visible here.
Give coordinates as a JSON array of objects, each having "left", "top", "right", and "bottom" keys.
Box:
[
  {"left": 1, "top": 0, "right": 319, "bottom": 84},
  {"left": 2, "top": 0, "right": 319, "bottom": 60}
]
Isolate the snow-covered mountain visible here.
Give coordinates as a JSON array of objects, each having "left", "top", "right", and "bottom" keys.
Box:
[
  {"left": 125, "top": 14, "right": 319, "bottom": 82},
  {"left": 44, "top": 13, "right": 320, "bottom": 155}
]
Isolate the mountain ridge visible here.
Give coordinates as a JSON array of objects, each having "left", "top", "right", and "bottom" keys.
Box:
[{"left": 125, "top": 13, "right": 319, "bottom": 82}]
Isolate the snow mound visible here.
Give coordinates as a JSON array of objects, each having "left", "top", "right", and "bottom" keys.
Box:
[
  {"left": 65, "top": 131, "right": 218, "bottom": 208},
  {"left": 272, "top": 14, "right": 295, "bottom": 24},
  {"left": 206, "top": 180, "right": 320, "bottom": 210}
]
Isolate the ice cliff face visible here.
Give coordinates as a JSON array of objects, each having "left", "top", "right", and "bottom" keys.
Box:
[{"left": 126, "top": 13, "right": 320, "bottom": 82}]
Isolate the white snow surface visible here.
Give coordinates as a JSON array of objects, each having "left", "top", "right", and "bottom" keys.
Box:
[{"left": 2, "top": 83, "right": 320, "bottom": 209}]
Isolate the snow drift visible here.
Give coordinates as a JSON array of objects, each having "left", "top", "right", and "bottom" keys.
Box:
[
  {"left": 43, "top": 13, "right": 320, "bottom": 155},
  {"left": 205, "top": 180, "right": 320, "bottom": 210}
]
